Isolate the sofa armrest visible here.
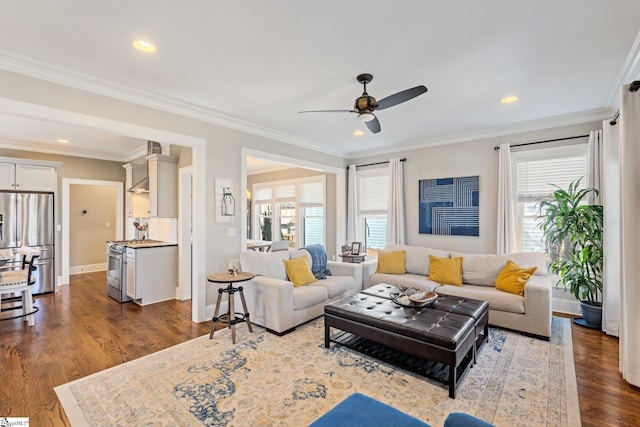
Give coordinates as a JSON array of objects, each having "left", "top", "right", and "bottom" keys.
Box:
[
  {"left": 246, "top": 276, "right": 295, "bottom": 333},
  {"left": 524, "top": 276, "right": 552, "bottom": 338},
  {"left": 360, "top": 258, "right": 378, "bottom": 288},
  {"left": 327, "top": 261, "right": 363, "bottom": 290}
]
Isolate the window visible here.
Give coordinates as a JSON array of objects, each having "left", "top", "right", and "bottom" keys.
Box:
[
  {"left": 513, "top": 143, "right": 588, "bottom": 255},
  {"left": 252, "top": 176, "right": 325, "bottom": 247},
  {"left": 357, "top": 168, "right": 388, "bottom": 252}
]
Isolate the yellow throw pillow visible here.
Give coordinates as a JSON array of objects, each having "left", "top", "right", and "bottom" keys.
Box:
[
  {"left": 376, "top": 250, "right": 406, "bottom": 275},
  {"left": 283, "top": 256, "right": 317, "bottom": 287},
  {"left": 495, "top": 260, "right": 537, "bottom": 296},
  {"left": 428, "top": 255, "right": 463, "bottom": 286}
]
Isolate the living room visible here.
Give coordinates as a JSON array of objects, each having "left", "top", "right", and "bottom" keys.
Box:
[{"left": 1, "top": 2, "right": 640, "bottom": 426}]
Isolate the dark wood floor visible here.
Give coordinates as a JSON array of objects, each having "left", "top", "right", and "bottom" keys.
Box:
[{"left": 1, "top": 272, "right": 639, "bottom": 426}]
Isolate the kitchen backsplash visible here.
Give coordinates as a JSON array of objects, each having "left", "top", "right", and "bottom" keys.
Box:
[{"left": 148, "top": 217, "right": 178, "bottom": 243}]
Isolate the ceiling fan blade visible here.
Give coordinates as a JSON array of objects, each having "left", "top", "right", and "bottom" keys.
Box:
[
  {"left": 375, "top": 85, "right": 428, "bottom": 110},
  {"left": 365, "top": 116, "right": 381, "bottom": 134},
  {"left": 298, "top": 109, "right": 355, "bottom": 114}
]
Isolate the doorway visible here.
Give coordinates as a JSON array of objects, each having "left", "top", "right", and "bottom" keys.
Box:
[
  {"left": 62, "top": 178, "right": 124, "bottom": 284},
  {"left": 68, "top": 183, "right": 118, "bottom": 275}
]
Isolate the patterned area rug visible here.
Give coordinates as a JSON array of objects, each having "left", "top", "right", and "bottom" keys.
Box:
[{"left": 55, "top": 317, "right": 580, "bottom": 426}]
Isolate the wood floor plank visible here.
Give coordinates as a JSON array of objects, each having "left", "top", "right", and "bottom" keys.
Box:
[{"left": 1, "top": 271, "right": 639, "bottom": 426}]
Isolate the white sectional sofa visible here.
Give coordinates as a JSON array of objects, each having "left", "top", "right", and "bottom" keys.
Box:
[
  {"left": 234, "top": 249, "right": 362, "bottom": 335},
  {"left": 362, "top": 243, "right": 552, "bottom": 339}
]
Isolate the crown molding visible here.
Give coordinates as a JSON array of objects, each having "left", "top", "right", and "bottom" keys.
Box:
[
  {"left": 606, "top": 29, "right": 640, "bottom": 109},
  {"left": 345, "top": 108, "right": 610, "bottom": 159},
  {"left": 0, "top": 50, "right": 344, "bottom": 157},
  {"left": 0, "top": 139, "right": 132, "bottom": 162}
]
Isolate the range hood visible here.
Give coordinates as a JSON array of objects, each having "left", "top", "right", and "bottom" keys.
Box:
[
  {"left": 127, "top": 141, "right": 162, "bottom": 193},
  {"left": 128, "top": 176, "right": 149, "bottom": 193}
]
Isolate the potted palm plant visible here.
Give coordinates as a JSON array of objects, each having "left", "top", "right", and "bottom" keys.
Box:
[{"left": 538, "top": 178, "right": 603, "bottom": 328}]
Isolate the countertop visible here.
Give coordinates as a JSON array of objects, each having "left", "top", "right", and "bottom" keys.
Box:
[{"left": 106, "top": 239, "right": 178, "bottom": 249}]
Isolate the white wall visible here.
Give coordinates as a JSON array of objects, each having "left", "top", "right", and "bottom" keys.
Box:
[
  {"left": 0, "top": 69, "right": 346, "bottom": 322},
  {"left": 350, "top": 121, "right": 602, "bottom": 254}
]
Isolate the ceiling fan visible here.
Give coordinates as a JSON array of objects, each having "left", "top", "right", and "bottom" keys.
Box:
[{"left": 299, "top": 73, "right": 428, "bottom": 134}]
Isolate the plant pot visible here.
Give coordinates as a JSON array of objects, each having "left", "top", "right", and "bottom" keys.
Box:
[{"left": 578, "top": 301, "right": 602, "bottom": 329}]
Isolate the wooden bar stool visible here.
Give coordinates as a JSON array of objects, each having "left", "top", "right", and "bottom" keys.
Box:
[{"left": 207, "top": 271, "right": 254, "bottom": 344}]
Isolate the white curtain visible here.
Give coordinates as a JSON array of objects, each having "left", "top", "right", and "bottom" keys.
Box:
[
  {"left": 602, "top": 121, "right": 620, "bottom": 337},
  {"left": 386, "top": 158, "right": 405, "bottom": 244},
  {"left": 587, "top": 129, "right": 603, "bottom": 204},
  {"left": 346, "top": 164, "right": 360, "bottom": 243},
  {"left": 619, "top": 83, "right": 640, "bottom": 387},
  {"left": 496, "top": 143, "right": 516, "bottom": 254}
]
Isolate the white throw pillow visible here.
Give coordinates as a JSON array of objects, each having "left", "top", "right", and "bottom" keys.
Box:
[
  {"left": 385, "top": 243, "right": 450, "bottom": 276},
  {"left": 239, "top": 251, "right": 290, "bottom": 281},
  {"left": 288, "top": 248, "right": 312, "bottom": 265}
]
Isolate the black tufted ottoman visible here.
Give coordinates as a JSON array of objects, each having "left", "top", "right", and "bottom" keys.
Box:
[
  {"left": 324, "top": 292, "right": 476, "bottom": 398},
  {"left": 361, "top": 283, "right": 489, "bottom": 362}
]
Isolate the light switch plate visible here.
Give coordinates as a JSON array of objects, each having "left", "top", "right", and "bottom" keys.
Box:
[{"left": 228, "top": 227, "right": 236, "bottom": 236}]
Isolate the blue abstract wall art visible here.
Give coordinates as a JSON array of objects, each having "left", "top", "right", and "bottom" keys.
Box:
[{"left": 419, "top": 176, "right": 479, "bottom": 236}]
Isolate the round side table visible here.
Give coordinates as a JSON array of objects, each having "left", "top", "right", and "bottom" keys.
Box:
[{"left": 207, "top": 271, "right": 254, "bottom": 344}]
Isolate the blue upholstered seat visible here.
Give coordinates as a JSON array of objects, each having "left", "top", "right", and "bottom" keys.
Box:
[{"left": 309, "top": 393, "right": 494, "bottom": 427}]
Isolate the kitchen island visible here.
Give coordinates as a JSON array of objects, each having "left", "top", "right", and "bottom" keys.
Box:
[{"left": 124, "top": 241, "right": 178, "bottom": 306}]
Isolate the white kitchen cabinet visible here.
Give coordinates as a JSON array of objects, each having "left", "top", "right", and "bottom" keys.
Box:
[
  {"left": 0, "top": 160, "right": 58, "bottom": 191},
  {"left": 123, "top": 163, "right": 148, "bottom": 217},
  {"left": 125, "top": 245, "right": 178, "bottom": 305},
  {"left": 147, "top": 154, "right": 178, "bottom": 218}
]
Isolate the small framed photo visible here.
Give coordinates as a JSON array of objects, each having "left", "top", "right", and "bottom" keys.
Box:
[
  {"left": 351, "top": 242, "right": 361, "bottom": 255},
  {"left": 341, "top": 245, "right": 351, "bottom": 256}
]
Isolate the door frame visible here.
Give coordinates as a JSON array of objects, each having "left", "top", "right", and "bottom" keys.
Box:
[
  {"left": 177, "top": 165, "right": 193, "bottom": 300},
  {"left": 61, "top": 178, "right": 124, "bottom": 285}
]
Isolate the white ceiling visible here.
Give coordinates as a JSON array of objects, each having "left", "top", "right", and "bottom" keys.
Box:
[{"left": 0, "top": 0, "right": 639, "bottom": 164}]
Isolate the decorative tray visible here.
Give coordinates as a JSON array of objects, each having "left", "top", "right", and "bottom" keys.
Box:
[{"left": 390, "top": 289, "right": 438, "bottom": 308}]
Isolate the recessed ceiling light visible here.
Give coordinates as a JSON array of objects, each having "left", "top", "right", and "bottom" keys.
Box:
[
  {"left": 56, "top": 138, "right": 69, "bottom": 144},
  {"left": 501, "top": 96, "right": 518, "bottom": 104},
  {"left": 132, "top": 40, "right": 156, "bottom": 53},
  {"left": 353, "top": 130, "right": 364, "bottom": 136}
]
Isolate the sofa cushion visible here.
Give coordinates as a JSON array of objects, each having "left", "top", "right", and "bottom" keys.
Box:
[
  {"left": 429, "top": 255, "right": 463, "bottom": 286},
  {"left": 495, "top": 260, "right": 537, "bottom": 296},
  {"left": 310, "top": 275, "right": 352, "bottom": 298},
  {"left": 369, "top": 273, "right": 440, "bottom": 292},
  {"left": 451, "top": 251, "right": 548, "bottom": 286},
  {"left": 293, "top": 285, "right": 328, "bottom": 310},
  {"left": 450, "top": 252, "right": 505, "bottom": 286},
  {"left": 385, "top": 243, "right": 450, "bottom": 276},
  {"left": 283, "top": 255, "right": 317, "bottom": 287},
  {"left": 376, "top": 250, "right": 406, "bottom": 274},
  {"left": 240, "top": 250, "right": 289, "bottom": 280},
  {"left": 437, "top": 284, "right": 525, "bottom": 314},
  {"left": 505, "top": 252, "right": 548, "bottom": 276}
]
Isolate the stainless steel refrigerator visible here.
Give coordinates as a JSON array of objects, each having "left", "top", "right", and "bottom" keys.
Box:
[{"left": 0, "top": 192, "right": 54, "bottom": 294}]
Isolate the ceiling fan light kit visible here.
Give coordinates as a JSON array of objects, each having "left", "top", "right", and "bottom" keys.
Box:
[
  {"left": 357, "top": 112, "right": 375, "bottom": 122},
  {"left": 300, "top": 73, "right": 427, "bottom": 134}
]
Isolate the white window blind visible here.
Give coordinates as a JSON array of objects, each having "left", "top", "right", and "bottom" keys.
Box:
[
  {"left": 513, "top": 143, "right": 587, "bottom": 253},
  {"left": 254, "top": 186, "right": 272, "bottom": 202},
  {"left": 359, "top": 174, "right": 388, "bottom": 213},
  {"left": 517, "top": 155, "right": 587, "bottom": 202},
  {"left": 276, "top": 184, "right": 295, "bottom": 199},
  {"left": 300, "top": 181, "right": 323, "bottom": 205},
  {"left": 357, "top": 169, "right": 389, "bottom": 251}
]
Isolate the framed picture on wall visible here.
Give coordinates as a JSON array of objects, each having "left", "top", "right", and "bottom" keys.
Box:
[{"left": 351, "top": 242, "right": 362, "bottom": 255}]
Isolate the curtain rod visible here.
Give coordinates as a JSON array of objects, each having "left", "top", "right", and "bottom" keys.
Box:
[
  {"left": 493, "top": 135, "right": 589, "bottom": 151},
  {"left": 610, "top": 80, "right": 640, "bottom": 125},
  {"left": 348, "top": 157, "right": 406, "bottom": 169}
]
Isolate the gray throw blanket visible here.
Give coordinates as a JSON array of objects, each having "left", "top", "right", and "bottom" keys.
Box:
[{"left": 302, "top": 244, "right": 332, "bottom": 279}]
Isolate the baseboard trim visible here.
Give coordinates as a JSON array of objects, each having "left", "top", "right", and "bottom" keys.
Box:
[
  {"left": 552, "top": 297, "right": 581, "bottom": 316},
  {"left": 69, "top": 263, "right": 106, "bottom": 275}
]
